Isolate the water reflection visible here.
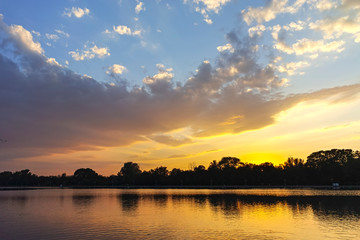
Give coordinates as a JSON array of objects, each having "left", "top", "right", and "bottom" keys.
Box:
[
  {"left": 10, "top": 195, "right": 29, "bottom": 209},
  {"left": 169, "top": 194, "right": 360, "bottom": 219},
  {"left": 129, "top": 192, "right": 360, "bottom": 220},
  {"left": 207, "top": 194, "right": 240, "bottom": 216},
  {"left": 152, "top": 194, "right": 168, "bottom": 207},
  {"left": 117, "top": 193, "right": 140, "bottom": 212},
  {"left": 11, "top": 195, "right": 29, "bottom": 202},
  {"left": 1, "top": 189, "right": 360, "bottom": 240},
  {"left": 307, "top": 196, "right": 360, "bottom": 219},
  {"left": 192, "top": 194, "right": 207, "bottom": 208},
  {"left": 72, "top": 194, "right": 96, "bottom": 207}
]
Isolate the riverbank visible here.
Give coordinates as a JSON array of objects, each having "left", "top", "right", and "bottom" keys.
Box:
[{"left": 2, "top": 185, "right": 360, "bottom": 191}]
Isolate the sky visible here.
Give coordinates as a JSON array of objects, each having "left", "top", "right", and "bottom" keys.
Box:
[{"left": 1, "top": 0, "right": 360, "bottom": 176}]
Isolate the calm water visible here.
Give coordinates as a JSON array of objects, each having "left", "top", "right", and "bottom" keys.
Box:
[{"left": 1, "top": 189, "right": 360, "bottom": 239}]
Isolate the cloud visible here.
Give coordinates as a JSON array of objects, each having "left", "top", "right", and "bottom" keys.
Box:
[
  {"left": 309, "top": 17, "right": 360, "bottom": 42},
  {"left": 46, "top": 58, "right": 62, "bottom": 67},
  {"left": 217, "top": 43, "right": 234, "bottom": 53},
  {"left": 167, "top": 154, "right": 190, "bottom": 159},
  {"left": 91, "top": 45, "right": 110, "bottom": 58},
  {"left": 143, "top": 64, "right": 174, "bottom": 94},
  {"left": 204, "top": 18, "right": 213, "bottom": 24},
  {"left": 107, "top": 64, "right": 127, "bottom": 75},
  {"left": 315, "top": 0, "right": 338, "bottom": 11},
  {"left": 268, "top": 21, "right": 305, "bottom": 45},
  {"left": 186, "top": 0, "right": 231, "bottom": 24},
  {"left": 0, "top": 18, "right": 43, "bottom": 54},
  {"left": 135, "top": 1, "right": 145, "bottom": 14},
  {"left": 55, "top": 29, "right": 70, "bottom": 38},
  {"left": 45, "top": 30, "right": 69, "bottom": 44},
  {"left": 68, "top": 44, "right": 110, "bottom": 61},
  {"left": 242, "top": 0, "right": 306, "bottom": 25},
  {"left": 167, "top": 148, "right": 220, "bottom": 159},
  {"left": 64, "top": 7, "right": 90, "bottom": 18},
  {"left": 113, "top": 25, "right": 131, "bottom": 35},
  {"left": 31, "top": 30, "right": 40, "bottom": 37},
  {"left": 106, "top": 25, "right": 142, "bottom": 36},
  {"left": 149, "top": 134, "right": 193, "bottom": 146},
  {"left": 45, "top": 33, "right": 59, "bottom": 41},
  {"left": 303, "top": 0, "right": 360, "bottom": 44},
  {"left": 275, "top": 38, "right": 345, "bottom": 55},
  {"left": 1, "top": 16, "right": 359, "bottom": 161},
  {"left": 257, "top": 0, "right": 356, "bottom": 61},
  {"left": 248, "top": 25, "right": 266, "bottom": 38},
  {"left": 342, "top": 0, "right": 360, "bottom": 9},
  {"left": 283, "top": 21, "right": 305, "bottom": 31},
  {"left": 193, "top": 0, "right": 231, "bottom": 13},
  {"left": 277, "top": 61, "right": 309, "bottom": 76}
]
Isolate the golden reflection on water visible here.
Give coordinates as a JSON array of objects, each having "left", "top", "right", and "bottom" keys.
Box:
[{"left": 0, "top": 189, "right": 360, "bottom": 239}]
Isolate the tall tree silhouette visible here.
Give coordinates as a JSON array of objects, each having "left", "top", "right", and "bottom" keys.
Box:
[
  {"left": 73, "top": 168, "right": 99, "bottom": 186},
  {"left": 119, "top": 162, "right": 141, "bottom": 185}
]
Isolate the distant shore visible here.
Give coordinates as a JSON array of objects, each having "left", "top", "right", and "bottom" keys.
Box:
[{"left": 2, "top": 185, "right": 360, "bottom": 191}]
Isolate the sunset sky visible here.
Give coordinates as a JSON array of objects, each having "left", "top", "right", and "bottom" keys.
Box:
[{"left": 1, "top": 0, "right": 360, "bottom": 175}]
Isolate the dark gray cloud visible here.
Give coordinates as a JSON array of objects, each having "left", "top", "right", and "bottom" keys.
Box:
[{"left": 1, "top": 16, "right": 359, "bottom": 161}]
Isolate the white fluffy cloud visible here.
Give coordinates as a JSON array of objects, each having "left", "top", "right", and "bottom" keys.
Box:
[
  {"left": 186, "top": 0, "right": 231, "bottom": 24},
  {"left": 107, "top": 64, "right": 127, "bottom": 75},
  {"left": 248, "top": 25, "right": 266, "bottom": 37},
  {"left": 91, "top": 45, "right": 110, "bottom": 58},
  {"left": 135, "top": 1, "right": 145, "bottom": 14},
  {"left": 63, "top": 7, "right": 90, "bottom": 18},
  {"left": 193, "top": 0, "right": 232, "bottom": 13},
  {"left": 107, "top": 25, "right": 142, "bottom": 36},
  {"left": 46, "top": 58, "right": 62, "bottom": 67},
  {"left": 69, "top": 44, "right": 110, "bottom": 61},
  {"left": 3, "top": 20, "right": 43, "bottom": 54},
  {"left": 217, "top": 43, "right": 234, "bottom": 53},
  {"left": 113, "top": 25, "right": 131, "bottom": 35}
]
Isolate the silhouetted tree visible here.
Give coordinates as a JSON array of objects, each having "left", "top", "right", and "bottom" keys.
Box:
[
  {"left": 119, "top": 162, "right": 141, "bottom": 185},
  {"left": 12, "top": 169, "right": 38, "bottom": 186},
  {"left": 306, "top": 149, "right": 356, "bottom": 184},
  {"left": 0, "top": 171, "right": 13, "bottom": 186},
  {"left": 150, "top": 166, "right": 169, "bottom": 185},
  {"left": 169, "top": 168, "right": 183, "bottom": 185},
  {"left": 343, "top": 150, "right": 360, "bottom": 184},
  {"left": 208, "top": 160, "right": 221, "bottom": 185},
  {"left": 282, "top": 157, "right": 305, "bottom": 185},
  {"left": 1, "top": 148, "right": 360, "bottom": 187},
  {"left": 73, "top": 168, "right": 100, "bottom": 186},
  {"left": 218, "top": 157, "right": 242, "bottom": 169}
]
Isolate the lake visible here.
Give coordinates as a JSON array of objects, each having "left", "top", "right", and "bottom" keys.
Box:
[{"left": 1, "top": 188, "right": 360, "bottom": 239}]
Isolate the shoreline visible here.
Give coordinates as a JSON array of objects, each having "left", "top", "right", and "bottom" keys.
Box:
[{"left": 1, "top": 185, "right": 360, "bottom": 191}]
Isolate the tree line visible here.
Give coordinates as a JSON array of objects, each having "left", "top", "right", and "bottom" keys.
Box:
[{"left": 1, "top": 149, "right": 360, "bottom": 187}]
